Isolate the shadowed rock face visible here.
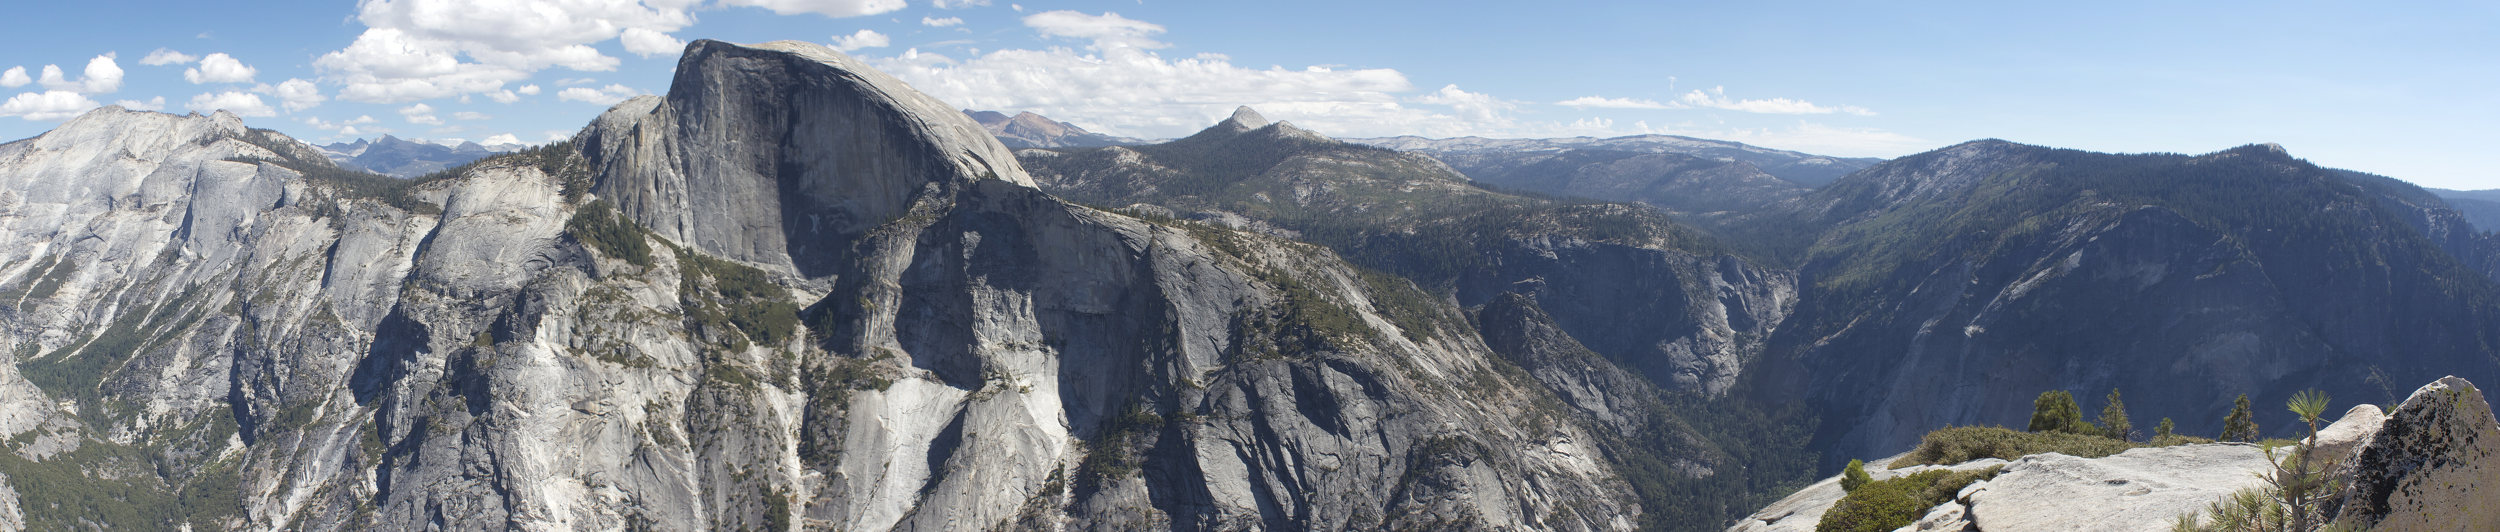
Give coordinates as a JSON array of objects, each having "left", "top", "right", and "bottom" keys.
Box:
[{"left": 0, "top": 40, "right": 1637, "bottom": 531}]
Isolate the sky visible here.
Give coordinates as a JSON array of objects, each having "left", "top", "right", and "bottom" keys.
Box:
[{"left": 1, "top": 0, "right": 2493, "bottom": 189}]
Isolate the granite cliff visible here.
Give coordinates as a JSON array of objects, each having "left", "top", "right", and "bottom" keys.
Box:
[{"left": 0, "top": 40, "right": 1638, "bottom": 531}]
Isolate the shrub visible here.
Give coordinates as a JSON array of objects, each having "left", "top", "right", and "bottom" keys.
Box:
[
  {"left": 1841, "top": 459, "right": 1872, "bottom": 492},
  {"left": 2156, "top": 417, "right": 2175, "bottom": 440},
  {"left": 1815, "top": 466, "right": 2002, "bottom": 532},
  {"left": 1897, "top": 426, "right": 2141, "bottom": 467}
]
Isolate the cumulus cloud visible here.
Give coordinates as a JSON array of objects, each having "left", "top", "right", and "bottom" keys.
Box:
[
  {"left": 557, "top": 84, "right": 642, "bottom": 105},
  {"left": 315, "top": 0, "right": 715, "bottom": 103},
  {"left": 832, "top": 29, "right": 891, "bottom": 52},
  {"left": 185, "top": 91, "right": 276, "bottom": 117},
  {"left": 719, "top": 0, "right": 904, "bottom": 17},
  {"left": 114, "top": 96, "right": 166, "bottom": 111},
  {"left": 517, "top": 84, "right": 541, "bottom": 95},
  {"left": 481, "top": 133, "right": 521, "bottom": 145},
  {"left": 1414, "top": 85, "right": 1517, "bottom": 124},
  {"left": 255, "top": 78, "right": 325, "bottom": 111},
  {"left": 184, "top": 53, "right": 257, "bottom": 84},
  {"left": 934, "top": 0, "right": 989, "bottom": 8},
  {"left": 141, "top": 49, "right": 200, "bottom": 66},
  {"left": 1556, "top": 96, "right": 1671, "bottom": 110},
  {"left": 620, "top": 27, "right": 685, "bottom": 57},
  {"left": 39, "top": 55, "right": 123, "bottom": 94},
  {"left": 922, "top": 16, "right": 964, "bottom": 27},
  {"left": 1024, "top": 11, "right": 1166, "bottom": 50},
  {"left": 1676, "top": 87, "right": 1873, "bottom": 116},
  {"left": 0, "top": 67, "right": 26, "bottom": 88},
  {"left": 487, "top": 90, "right": 521, "bottom": 103},
  {"left": 871, "top": 46, "right": 1487, "bottom": 138},
  {"left": 0, "top": 91, "right": 102, "bottom": 120},
  {"left": 400, "top": 103, "right": 443, "bottom": 125}
]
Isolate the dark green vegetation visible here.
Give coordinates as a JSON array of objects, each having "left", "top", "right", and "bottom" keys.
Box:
[
  {"left": 2221, "top": 394, "right": 2261, "bottom": 442},
  {"left": 675, "top": 246, "right": 802, "bottom": 351},
  {"left": 567, "top": 199, "right": 655, "bottom": 267},
  {"left": 0, "top": 408, "right": 243, "bottom": 530},
  {"left": 1815, "top": 466, "right": 2002, "bottom": 532},
  {"left": 2027, "top": 390, "right": 2089, "bottom": 435}
]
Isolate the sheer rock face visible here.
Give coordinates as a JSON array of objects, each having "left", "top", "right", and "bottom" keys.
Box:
[
  {"left": 0, "top": 40, "right": 1635, "bottom": 531},
  {"left": 2338, "top": 376, "right": 2500, "bottom": 531}
]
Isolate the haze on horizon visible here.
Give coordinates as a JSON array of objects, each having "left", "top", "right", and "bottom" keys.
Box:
[{"left": 0, "top": 0, "right": 2491, "bottom": 190}]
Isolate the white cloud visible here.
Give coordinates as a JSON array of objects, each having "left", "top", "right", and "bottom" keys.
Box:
[
  {"left": 0, "top": 91, "right": 102, "bottom": 121},
  {"left": 1676, "top": 86, "right": 1874, "bottom": 116},
  {"left": 315, "top": 0, "right": 711, "bottom": 103},
  {"left": 832, "top": 29, "right": 891, "bottom": 52},
  {"left": 556, "top": 77, "right": 595, "bottom": 86},
  {"left": 620, "top": 27, "right": 685, "bottom": 58},
  {"left": 349, "top": 115, "right": 378, "bottom": 125},
  {"left": 0, "top": 67, "right": 26, "bottom": 88},
  {"left": 453, "top": 111, "right": 491, "bottom": 120},
  {"left": 185, "top": 91, "right": 276, "bottom": 117},
  {"left": 1557, "top": 96, "right": 1671, "bottom": 110},
  {"left": 400, "top": 103, "right": 443, "bottom": 125},
  {"left": 934, "top": 0, "right": 989, "bottom": 8},
  {"left": 481, "top": 133, "right": 521, "bottom": 145},
  {"left": 517, "top": 84, "right": 542, "bottom": 95},
  {"left": 1414, "top": 85, "right": 1518, "bottom": 124},
  {"left": 871, "top": 46, "right": 1480, "bottom": 138},
  {"left": 1023, "top": 11, "right": 1166, "bottom": 50},
  {"left": 543, "top": 130, "right": 574, "bottom": 142},
  {"left": 256, "top": 78, "right": 325, "bottom": 111},
  {"left": 922, "top": 16, "right": 964, "bottom": 27},
  {"left": 557, "top": 84, "right": 642, "bottom": 105},
  {"left": 114, "top": 96, "right": 166, "bottom": 111},
  {"left": 185, "top": 53, "right": 258, "bottom": 84},
  {"left": 487, "top": 89, "right": 521, "bottom": 103},
  {"left": 141, "top": 49, "right": 200, "bottom": 66},
  {"left": 719, "top": 0, "right": 905, "bottom": 17},
  {"left": 39, "top": 55, "right": 123, "bottom": 94}
]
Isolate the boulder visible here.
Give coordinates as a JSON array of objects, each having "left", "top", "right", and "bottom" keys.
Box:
[
  {"left": 2336, "top": 376, "right": 2500, "bottom": 531},
  {"left": 1961, "top": 444, "right": 2275, "bottom": 531},
  {"left": 2309, "top": 403, "right": 2387, "bottom": 480}
]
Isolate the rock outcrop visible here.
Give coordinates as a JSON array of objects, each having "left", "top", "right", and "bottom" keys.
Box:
[
  {"left": 1729, "top": 377, "right": 2498, "bottom": 532},
  {"left": 2337, "top": 376, "right": 2500, "bottom": 530},
  {"left": 0, "top": 40, "right": 1638, "bottom": 530},
  {"left": 1959, "top": 445, "right": 2274, "bottom": 531},
  {"left": 1730, "top": 454, "right": 2006, "bottom": 532}
]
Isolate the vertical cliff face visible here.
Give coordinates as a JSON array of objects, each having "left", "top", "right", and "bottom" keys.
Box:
[
  {"left": 1744, "top": 141, "right": 2500, "bottom": 466},
  {"left": 0, "top": 40, "right": 1639, "bottom": 530}
]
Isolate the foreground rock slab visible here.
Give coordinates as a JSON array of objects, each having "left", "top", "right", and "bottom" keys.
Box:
[{"left": 1961, "top": 444, "right": 2273, "bottom": 531}]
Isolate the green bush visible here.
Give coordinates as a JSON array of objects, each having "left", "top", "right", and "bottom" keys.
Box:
[
  {"left": 1897, "top": 426, "right": 2141, "bottom": 467},
  {"left": 1815, "top": 466, "right": 2002, "bottom": 532},
  {"left": 1841, "top": 459, "right": 1872, "bottom": 492},
  {"left": 565, "top": 200, "right": 654, "bottom": 267}
]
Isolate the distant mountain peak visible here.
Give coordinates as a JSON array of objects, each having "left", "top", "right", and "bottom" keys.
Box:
[
  {"left": 1224, "top": 106, "right": 1269, "bottom": 130},
  {"left": 960, "top": 109, "right": 1145, "bottom": 148}
]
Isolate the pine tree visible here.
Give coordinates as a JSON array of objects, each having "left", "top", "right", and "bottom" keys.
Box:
[
  {"left": 2220, "top": 394, "right": 2260, "bottom": 442},
  {"left": 2156, "top": 417, "right": 2175, "bottom": 441},
  {"left": 2028, "top": 390, "right": 2089, "bottom": 434},
  {"left": 2098, "top": 388, "right": 2133, "bottom": 441}
]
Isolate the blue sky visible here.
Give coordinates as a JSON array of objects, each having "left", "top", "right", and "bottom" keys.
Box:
[{"left": 1, "top": 0, "right": 2493, "bottom": 189}]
